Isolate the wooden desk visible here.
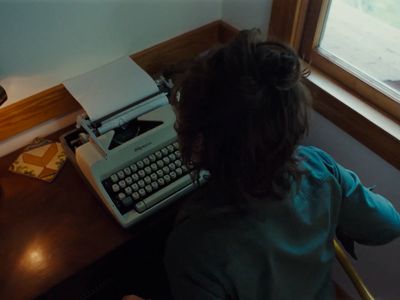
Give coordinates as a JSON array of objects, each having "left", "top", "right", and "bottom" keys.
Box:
[
  {"left": 0, "top": 130, "right": 177, "bottom": 299},
  {"left": 0, "top": 131, "right": 354, "bottom": 300}
]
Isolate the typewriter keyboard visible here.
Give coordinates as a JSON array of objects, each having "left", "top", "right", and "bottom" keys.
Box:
[{"left": 102, "top": 141, "right": 191, "bottom": 215}]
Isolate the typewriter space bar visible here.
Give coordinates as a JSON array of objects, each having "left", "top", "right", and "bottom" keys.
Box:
[{"left": 139, "top": 175, "right": 193, "bottom": 210}]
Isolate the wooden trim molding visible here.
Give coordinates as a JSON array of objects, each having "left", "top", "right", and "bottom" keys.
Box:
[
  {"left": 268, "top": 0, "right": 400, "bottom": 170},
  {"left": 268, "top": 0, "right": 309, "bottom": 49},
  {"left": 311, "top": 49, "right": 400, "bottom": 122},
  {"left": 0, "top": 85, "right": 81, "bottom": 141},
  {"left": 0, "top": 20, "right": 226, "bottom": 142},
  {"left": 305, "top": 67, "right": 400, "bottom": 170},
  {"left": 298, "top": 0, "right": 328, "bottom": 58},
  {"left": 1, "top": 18, "right": 399, "bottom": 171}
]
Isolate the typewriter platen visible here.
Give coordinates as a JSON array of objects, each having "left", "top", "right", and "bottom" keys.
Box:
[{"left": 61, "top": 57, "right": 207, "bottom": 228}]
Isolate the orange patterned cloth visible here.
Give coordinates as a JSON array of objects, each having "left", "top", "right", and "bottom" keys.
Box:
[{"left": 9, "top": 140, "right": 66, "bottom": 182}]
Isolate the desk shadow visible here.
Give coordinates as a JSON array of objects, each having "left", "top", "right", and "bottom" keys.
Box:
[{"left": 37, "top": 211, "right": 176, "bottom": 300}]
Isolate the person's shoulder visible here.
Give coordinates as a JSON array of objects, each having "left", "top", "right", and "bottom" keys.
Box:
[
  {"left": 296, "top": 145, "right": 339, "bottom": 180},
  {"left": 297, "top": 145, "right": 334, "bottom": 162}
]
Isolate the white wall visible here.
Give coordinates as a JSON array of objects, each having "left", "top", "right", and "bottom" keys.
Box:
[
  {"left": 0, "top": 0, "right": 399, "bottom": 297},
  {"left": 0, "top": 0, "right": 272, "bottom": 156},
  {"left": 304, "top": 112, "right": 400, "bottom": 299},
  {"left": 0, "top": 0, "right": 221, "bottom": 156},
  {"left": 0, "top": 0, "right": 222, "bottom": 106},
  {"left": 222, "top": 0, "right": 273, "bottom": 36}
]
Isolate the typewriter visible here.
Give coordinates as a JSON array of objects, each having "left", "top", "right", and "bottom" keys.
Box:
[{"left": 61, "top": 57, "right": 207, "bottom": 228}]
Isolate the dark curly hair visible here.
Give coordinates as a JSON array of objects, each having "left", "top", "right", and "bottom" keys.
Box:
[{"left": 171, "top": 29, "right": 311, "bottom": 201}]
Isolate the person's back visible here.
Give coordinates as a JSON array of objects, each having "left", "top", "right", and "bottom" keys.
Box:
[
  {"left": 163, "top": 30, "right": 400, "bottom": 299},
  {"left": 165, "top": 146, "right": 400, "bottom": 299}
]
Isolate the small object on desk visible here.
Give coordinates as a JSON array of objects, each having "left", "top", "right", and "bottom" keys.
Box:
[
  {"left": 0, "top": 84, "right": 7, "bottom": 106},
  {"left": 9, "top": 137, "right": 66, "bottom": 182}
]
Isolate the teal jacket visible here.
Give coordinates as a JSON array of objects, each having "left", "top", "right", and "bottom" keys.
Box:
[{"left": 164, "top": 146, "right": 400, "bottom": 300}]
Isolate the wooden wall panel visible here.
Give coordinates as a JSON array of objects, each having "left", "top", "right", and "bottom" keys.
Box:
[{"left": 0, "top": 85, "right": 81, "bottom": 140}]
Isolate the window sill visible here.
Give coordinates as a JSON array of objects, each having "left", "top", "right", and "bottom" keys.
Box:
[{"left": 304, "top": 63, "right": 400, "bottom": 170}]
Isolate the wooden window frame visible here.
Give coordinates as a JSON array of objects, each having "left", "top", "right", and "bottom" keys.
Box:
[
  {"left": 299, "top": 0, "right": 400, "bottom": 121},
  {"left": 269, "top": 0, "right": 400, "bottom": 170}
]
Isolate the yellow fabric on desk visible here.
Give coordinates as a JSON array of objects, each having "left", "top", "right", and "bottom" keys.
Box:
[{"left": 9, "top": 139, "right": 66, "bottom": 182}]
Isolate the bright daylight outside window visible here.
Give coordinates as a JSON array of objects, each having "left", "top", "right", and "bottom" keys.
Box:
[{"left": 318, "top": 0, "right": 400, "bottom": 103}]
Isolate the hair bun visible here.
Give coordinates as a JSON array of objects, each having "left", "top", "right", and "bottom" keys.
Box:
[{"left": 255, "top": 42, "right": 301, "bottom": 91}]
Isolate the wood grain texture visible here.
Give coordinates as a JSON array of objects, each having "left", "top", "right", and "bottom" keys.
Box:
[
  {"left": 0, "top": 21, "right": 224, "bottom": 142},
  {"left": 298, "top": 0, "right": 327, "bottom": 58},
  {"left": 1, "top": 18, "right": 399, "bottom": 172},
  {"left": 311, "top": 49, "right": 400, "bottom": 121},
  {"left": 0, "top": 128, "right": 129, "bottom": 299},
  {"left": 305, "top": 79, "right": 400, "bottom": 170},
  {"left": 0, "top": 128, "right": 354, "bottom": 299},
  {"left": 0, "top": 85, "right": 81, "bottom": 141},
  {"left": 298, "top": 0, "right": 400, "bottom": 146},
  {"left": 268, "top": 0, "right": 309, "bottom": 48},
  {"left": 0, "top": 128, "right": 179, "bottom": 300},
  {"left": 269, "top": 0, "right": 400, "bottom": 170}
]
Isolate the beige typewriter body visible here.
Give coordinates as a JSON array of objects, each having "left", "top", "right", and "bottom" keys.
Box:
[
  {"left": 62, "top": 58, "right": 207, "bottom": 228},
  {"left": 75, "top": 105, "right": 204, "bottom": 228}
]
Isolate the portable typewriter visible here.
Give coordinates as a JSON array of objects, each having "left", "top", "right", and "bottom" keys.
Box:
[{"left": 61, "top": 57, "right": 207, "bottom": 228}]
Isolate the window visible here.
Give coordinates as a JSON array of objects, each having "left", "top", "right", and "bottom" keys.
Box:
[
  {"left": 269, "top": 0, "right": 400, "bottom": 121},
  {"left": 320, "top": 0, "right": 400, "bottom": 95}
]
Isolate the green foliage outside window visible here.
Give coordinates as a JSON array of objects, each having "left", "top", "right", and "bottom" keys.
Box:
[{"left": 341, "top": 0, "right": 400, "bottom": 29}]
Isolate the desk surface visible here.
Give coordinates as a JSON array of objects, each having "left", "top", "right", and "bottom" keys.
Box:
[
  {"left": 0, "top": 131, "right": 134, "bottom": 299},
  {"left": 0, "top": 131, "right": 354, "bottom": 299}
]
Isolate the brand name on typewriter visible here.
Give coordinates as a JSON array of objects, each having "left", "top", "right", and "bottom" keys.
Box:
[{"left": 134, "top": 142, "right": 152, "bottom": 152}]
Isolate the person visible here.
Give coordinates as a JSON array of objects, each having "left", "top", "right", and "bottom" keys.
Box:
[
  {"left": 160, "top": 29, "right": 400, "bottom": 300},
  {"left": 122, "top": 29, "right": 400, "bottom": 300}
]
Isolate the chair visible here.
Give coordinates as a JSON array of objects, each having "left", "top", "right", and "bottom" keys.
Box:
[{"left": 334, "top": 239, "right": 375, "bottom": 300}]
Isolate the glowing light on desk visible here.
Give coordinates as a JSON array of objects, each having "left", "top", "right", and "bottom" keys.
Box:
[
  {"left": 19, "top": 243, "right": 48, "bottom": 273},
  {"left": 29, "top": 249, "right": 44, "bottom": 266}
]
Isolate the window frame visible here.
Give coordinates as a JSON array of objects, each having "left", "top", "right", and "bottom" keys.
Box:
[
  {"left": 268, "top": 0, "right": 400, "bottom": 170},
  {"left": 300, "top": 0, "right": 400, "bottom": 120},
  {"left": 269, "top": 0, "right": 400, "bottom": 121}
]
